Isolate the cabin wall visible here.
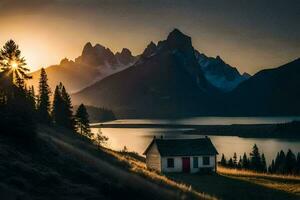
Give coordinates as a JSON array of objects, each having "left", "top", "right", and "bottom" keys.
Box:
[
  {"left": 191, "top": 155, "right": 216, "bottom": 173},
  {"left": 161, "top": 155, "right": 216, "bottom": 173},
  {"left": 145, "top": 143, "right": 161, "bottom": 171},
  {"left": 161, "top": 157, "right": 183, "bottom": 172}
]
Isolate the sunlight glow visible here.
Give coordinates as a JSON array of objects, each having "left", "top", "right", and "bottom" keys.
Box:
[{"left": 11, "top": 61, "right": 18, "bottom": 69}]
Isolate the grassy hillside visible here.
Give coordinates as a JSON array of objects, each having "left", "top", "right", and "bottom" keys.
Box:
[
  {"left": 0, "top": 125, "right": 211, "bottom": 200},
  {"left": 169, "top": 167, "right": 299, "bottom": 200},
  {"left": 217, "top": 166, "right": 300, "bottom": 195}
]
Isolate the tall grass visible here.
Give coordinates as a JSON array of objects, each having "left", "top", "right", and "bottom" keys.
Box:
[
  {"left": 218, "top": 166, "right": 300, "bottom": 195},
  {"left": 218, "top": 166, "right": 300, "bottom": 181},
  {"left": 103, "top": 148, "right": 218, "bottom": 200}
]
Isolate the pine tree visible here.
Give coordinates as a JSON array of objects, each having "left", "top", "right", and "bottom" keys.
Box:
[
  {"left": 220, "top": 154, "right": 227, "bottom": 166},
  {"left": 37, "top": 68, "right": 51, "bottom": 123},
  {"left": 250, "top": 144, "right": 262, "bottom": 171},
  {"left": 228, "top": 158, "right": 234, "bottom": 168},
  {"left": 261, "top": 153, "right": 267, "bottom": 172},
  {"left": 233, "top": 152, "right": 237, "bottom": 168},
  {"left": 278, "top": 150, "right": 286, "bottom": 174},
  {"left": 75, "top": 104, "right": 91, "bottom": 138},
  {"left": 285, "top": 149, "right": 296, "bottom": 174},
  {"left": 237, "top": 156, "right": 242, "bottom": 169},
  {"left": 52, "top": 84, "right": 64, "bottom": 125},
  {"left": 296, "top": 153, "right": 300, "bottom": 174},
  {"left": 52, "top": 83, "right": 75, "bottom": 131},
  {"left": 27, "top": 85, "right": 36, "bottom": 113},
  {"left": 268, "top": 159, "right": 275, "bottom": 173},
  {"left": 0, "top": 40, "right": 31, "bottom": 86},
  {"left": 242, "top": 153, "right": 249, "bottom": 169},
  {"left": 0, "top": 40, "right": 35, "bottom": 138},
  {"left": 61, "top": 85, "right": 75, "bottom": 130}
]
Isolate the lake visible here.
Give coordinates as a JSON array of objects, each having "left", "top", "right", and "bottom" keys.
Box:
[{"left": 91, "top": 117, "right": 300, "bottom": 164}]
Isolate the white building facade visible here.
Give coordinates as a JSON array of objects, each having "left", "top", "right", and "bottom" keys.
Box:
[{"left": 144, "top": 137, "right": 218, "bottom": 173}]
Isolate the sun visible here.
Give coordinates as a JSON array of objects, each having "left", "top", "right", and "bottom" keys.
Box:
[{"left": 11, "top": 61, "right": 18, "bottom": 69}]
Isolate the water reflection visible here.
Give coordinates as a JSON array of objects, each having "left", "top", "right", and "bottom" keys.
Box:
[{"left": 91, "top": 127, "right": 300, "bottom": 165}]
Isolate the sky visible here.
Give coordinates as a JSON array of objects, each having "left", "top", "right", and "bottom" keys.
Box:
[{"left": 0, "top": 0, "right": 299, "bottom": 74}]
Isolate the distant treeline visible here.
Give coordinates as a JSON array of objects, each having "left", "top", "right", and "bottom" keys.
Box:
[
  {"left": 0, "top": 40, "right": 101, "bottom": 140},
  {"left": 74, "top": 105, "right": 116, "bottom": 123},
  {"left": 219, "top": 144, "right": 300, "bottom": 175},
  {"left": 186, "top": 121, "right": 300, "bottom": 139}
]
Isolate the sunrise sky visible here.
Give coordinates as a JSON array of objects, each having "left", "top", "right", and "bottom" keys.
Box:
[{"left": 0, "top": 0, "right": 299, "bottom": 74}]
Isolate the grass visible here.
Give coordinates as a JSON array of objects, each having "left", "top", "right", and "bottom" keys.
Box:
[
  {"left": 218, "top": 166, "right": 300, "bottom": 195},
  {"left": 93, "top": 141, "right": 300, "bottom": 200},
  {"left": 2, "top": 125, "right": 298, "bottom": 200},
  {"left": 103, "top": 148, "right": 217, "bottom": 200},
  {"left": 0, "top": 125, "right": 215, "bottom": 200}
]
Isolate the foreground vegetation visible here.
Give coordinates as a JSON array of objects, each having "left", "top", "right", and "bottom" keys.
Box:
[
  {"left": 220, "top": 144, "right": 300, "bottom": 175},
  {"left": 107, "top": 148, "right": 300, "bottom": 200},
  {"left": 0, "top": 125, "right": 212, "bottom": 200},
  {"left": 218, "top": 166, "right": 300, "bottom": 196}
]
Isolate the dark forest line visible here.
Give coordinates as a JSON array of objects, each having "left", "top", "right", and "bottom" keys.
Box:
[{"left": 92, "top": 121, "right": 300, "bottom": 139}]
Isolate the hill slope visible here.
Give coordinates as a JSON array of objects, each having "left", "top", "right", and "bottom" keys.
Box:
[
  {"left": 0, "top": 126, "right": 206, "bottom": 200},
  {"left": 228, "top": 58, "right": 300, "bottom": 115}
]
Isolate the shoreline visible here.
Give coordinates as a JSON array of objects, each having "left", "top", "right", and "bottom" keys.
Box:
[{"left": 91, "top": 121, "right": 300, "bottom": 139}]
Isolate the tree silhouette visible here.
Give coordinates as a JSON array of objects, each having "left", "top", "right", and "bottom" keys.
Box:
[
  {"left": 52, "top": 84, "right": 64, "bottom": 125},
  {"left": 27, "top": 85, "right": 36, "bottom": 112},
  {"left": 52, "top": 83, "right": 75, "bottom": 130},
  {"left": 37, "top": 68, "right": 51, "bottom": 123},
  {"left": 233, "top": 152, "right": 237, "bottom": 167},
  {"left": 250, "top": 144, "right": 262, "bottom": 171},
  {"left": 228, "top": 158, "right": 234, "bottom": 168},
  {"left": 75, "top": 104, "right": 91, "bottom": 138},
  {"left": 296, "top": 153, "right": 300, "bottom": 174},
  {"left": 285, "top": 149, "right": 296, "bottom": 174},
  {"left": 220, "top": 154, "right": 227, "bottom": 166},
  {"left": 61, "top": 85, "right": 75, "bottom": 130},
  {"left": 0, "top": 40, "right": 35, "bottom": 138},
  {"left": 0, "top": 40, "right": 31, "bottom": 86},
  {"left": 237, "top": 156, "right": 242, "bottom": 169},
  {"left": 261, "top": 153, "right": 267, "bottom": 172},
  {"left": 242, "top": 153, "right": 249, "bottom": 169}
]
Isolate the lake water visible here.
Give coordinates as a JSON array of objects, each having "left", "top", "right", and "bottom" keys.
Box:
[{"left": 91, "top": 117, "right": 300, "bottom": 165}]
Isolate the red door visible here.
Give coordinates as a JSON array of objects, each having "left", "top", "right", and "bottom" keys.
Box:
[{"left": 182, "top": 157, "right": 190, "bottom": 173}]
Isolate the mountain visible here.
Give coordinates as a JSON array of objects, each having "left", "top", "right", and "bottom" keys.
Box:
[
  {"left": 195, "top": 51, "right": 250, "bottom": 91},
  {"left": 228, "top": 58, "right": 300, "bottom": 115},
  {"left": 72, "top": 29, "right": 221, "bottom": 118},
  {"left": 28, "top": 43, "right": 137, "bottom": 93}
]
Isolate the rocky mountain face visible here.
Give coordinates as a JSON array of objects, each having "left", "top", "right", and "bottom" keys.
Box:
[
  {"left": 195, "top": 51, "right": 250, "bottom": 92},
  {"left": 28, "top": 43, "right": 137, "bottom": 93},
  {"left": 72, "top": 29, "right": 300, "bottom": 117},
  {"left": 28, "top": 28, "right": 300, "bottom": 117},
  {"left": 72, "top": 29, "right": 221, "bottom": 118}
]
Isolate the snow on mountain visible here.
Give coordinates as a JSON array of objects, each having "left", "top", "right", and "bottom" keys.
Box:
[{"left": 195, "top": 51, "right": 250, "bottom": 92}]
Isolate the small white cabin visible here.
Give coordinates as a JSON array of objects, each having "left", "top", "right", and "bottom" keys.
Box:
[{"left": 143, "top": 137, "right": 218, "bottom": 173}]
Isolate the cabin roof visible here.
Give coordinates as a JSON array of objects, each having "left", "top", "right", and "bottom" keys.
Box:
[{"left": 143, "top": 137, "right": 218, "bottom": 156}]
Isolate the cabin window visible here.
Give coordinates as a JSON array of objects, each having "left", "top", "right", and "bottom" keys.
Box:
[
  {"left": 193, "top": 157, "right": 198, "bottom": 168},
  {"left": 167, "top": 158, "right": 174, "bottom": 168},
  {"left": 203, "top": 156, "right": 210, "bottom": 165}
]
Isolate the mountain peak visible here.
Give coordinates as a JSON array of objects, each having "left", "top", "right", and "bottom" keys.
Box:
[
  {"left": 142, "top": 41, "right": 157, "bottom": 57},
  {"left": 169, "top": 28, "right": 184, "bottom": 36},
  {"left": 121, "top": 48, "right": 132, "bottom": 56},
  {"left": 166, "top": 28, "right": 192, "bottom": 52},
  {"left": 82, "top": 42, "right": 93, "bottom": 55}
]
